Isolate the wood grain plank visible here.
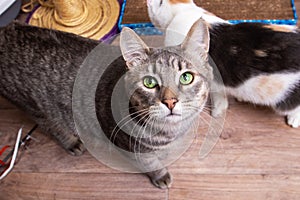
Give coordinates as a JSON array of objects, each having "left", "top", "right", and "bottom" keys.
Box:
[
  {"left": 170, "top": 174, "right": 300, "bottom": 200},
  {"left": 0, "top": 173, "right": 167, "bottom": 200},
  {"left": 171, "top": 146, "right": 300, "bottom": 175}
]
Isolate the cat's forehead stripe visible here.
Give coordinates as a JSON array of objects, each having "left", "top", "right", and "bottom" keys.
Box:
[
  {"left": 169, "top": 56, "right": 181, "bottom": 71},
  {"left": 169, "top": 0, "right": 192, "bottom": 4},
  {"left": 156, "top": 55, "right": 191, "bottom": 71}
]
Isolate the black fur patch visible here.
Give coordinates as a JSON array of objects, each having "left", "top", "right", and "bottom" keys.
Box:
[{"left": 209, "top": 23, "right": 300, "bottom": 87}]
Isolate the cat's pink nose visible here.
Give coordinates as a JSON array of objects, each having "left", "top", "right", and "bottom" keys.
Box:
[{"left": 162, "top": 99, "right": 178, "bottom": 110}]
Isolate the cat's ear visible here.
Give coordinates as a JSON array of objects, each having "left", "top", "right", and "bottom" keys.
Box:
[
  {"left": 181, "top": 19, "right": 210, "bottom": 58},
  {"left": 120, "top": 27, "right": 150, "bottom": 68}
]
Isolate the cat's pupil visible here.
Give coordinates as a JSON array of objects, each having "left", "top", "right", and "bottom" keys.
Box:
[
  {"left": 182, "top": 74, "right": 188, "bottom": 81},
  {"left": 180, "top": 72, "right": 193, "bottom": 85}
]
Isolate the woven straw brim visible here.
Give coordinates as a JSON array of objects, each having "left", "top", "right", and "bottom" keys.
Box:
[{"left": 28, "top": 0, "right": 120, "bottom": 40}]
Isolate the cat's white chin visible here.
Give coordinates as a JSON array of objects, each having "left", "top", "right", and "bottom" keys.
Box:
[{"left": 165, "top": 114, "right": 182, "bottom": 123}]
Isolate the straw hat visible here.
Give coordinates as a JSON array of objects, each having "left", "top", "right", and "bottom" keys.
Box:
[{"left": 26, "top": 0, "right": 120, "bottom": 40}]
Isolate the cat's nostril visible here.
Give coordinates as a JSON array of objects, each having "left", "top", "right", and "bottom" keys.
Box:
[{"left": 162, "top": 99, "right": 178, "bottom": 110}]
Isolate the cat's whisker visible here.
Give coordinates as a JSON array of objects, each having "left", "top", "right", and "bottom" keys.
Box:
[
  {"left": 132, "top": 112, "right": 151, "bottom": 154},
  {"left": 138, "top": 117, "right": 152, "bottom": 159},
  {"left": 119, "top": 105, "right": 145, "bottom": 112},
  {"left": 148, "top": 115, "right": 162, "bottom": 151},
  {"left": 191, "top": 118, "right": 200, "bottom": 144},
  {"left": 136, "top": 114, "right": 164, "bottom": 161},
  {"left": 185, "top": 106, "right": 215, "bottom": 120},
  {"left": 186, "top": 106, "right": 224, "bottom": 130},
  {"left": 197, "top": 115, "right": 212, "bottom": 127},
  {"left": 111, "top": 109, "right": 148, "bottom": 143},
  {"left": 134, "top": 115, "right": 153, "bottom": 163},
  {"left": 148, "top": 117, "right": 156, "bottom": 149},
  {"left": 111, "top": 109, "right": 149, "bottom": 144},
  {"left": 187, "top": 104, "right": 225, "bottom": 122},
  {"left": 128, "top": 114, "right": 150, "bottom": 150},
  {"left": 201, "top": 111, "right": 225, "bottom": 129}
]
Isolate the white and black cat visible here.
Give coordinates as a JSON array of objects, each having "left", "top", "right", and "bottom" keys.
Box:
[
  {"left": 0, "top": 20, "right": 212, "bottom": 188},
  {"left": 148, "top": 0, "right": 300, "bottom": 128}
]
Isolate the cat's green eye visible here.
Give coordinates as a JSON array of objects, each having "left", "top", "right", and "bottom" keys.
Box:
[
  {"left": 180, "top": 72, "right": 194, "bottom": 85},
  {"left": 143, "top": 76, "right": 158, "bottom": 89}
]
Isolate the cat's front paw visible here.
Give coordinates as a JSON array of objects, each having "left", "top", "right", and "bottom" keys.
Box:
[
  {"left": 287, "top": 113, "right": 300, "bottom": 128},
  {"left": 147, "top": 169, "right": 173, "bottom": 189},
  {"left": 150, "top": 172, "right": 173, "bottom": 189},
  {"left": 66, "top": 139, "right": 86, "bottom": 156},
  {"left": 212, "top": 107, "right": 227, "bottom": 118}
]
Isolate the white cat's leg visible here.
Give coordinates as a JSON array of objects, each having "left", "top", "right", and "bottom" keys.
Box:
[
  {"left": 287, "top": 107, "right": 300, "bottom": 128},
  {"left": 211, "top": 81, "right": 228, "bottom": 117},
  {"left": 211, "top": 92, "right": 228, "bottom": 117}
]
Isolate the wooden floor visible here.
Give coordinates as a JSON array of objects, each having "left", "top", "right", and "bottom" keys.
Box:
[{"left": 1, "top": 2, "right": 300, "bottom": 200}]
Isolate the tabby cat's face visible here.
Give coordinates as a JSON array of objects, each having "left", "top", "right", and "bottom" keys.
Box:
[
  {"left": 125, "top": 50, "right": 209, "bottom": 127},
  {"left": 120, "top": 19, "right": 211, "bottom": 133}
]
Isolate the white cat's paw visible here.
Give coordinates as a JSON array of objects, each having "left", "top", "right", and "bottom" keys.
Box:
[
  {"left": 287, "top": 113, "right": 300, "bottom": 128},
  {"left": 212, "top": 107, "right": 226, "bottom": 118},
  {"left": 211, "top": 99, "right": 228, "bottom": 118}
]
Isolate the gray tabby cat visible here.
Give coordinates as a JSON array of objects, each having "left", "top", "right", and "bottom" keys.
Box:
[{"left": 0, "top": 20, "right": 211, "bottom": 189}]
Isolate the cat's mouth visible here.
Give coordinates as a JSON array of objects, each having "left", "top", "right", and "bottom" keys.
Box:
[
  {"left": 166, "top": 113, "right": 181, "bottom": 118},
  {"left": 164, "top": 113, "right": 182, "bottom": 123}
]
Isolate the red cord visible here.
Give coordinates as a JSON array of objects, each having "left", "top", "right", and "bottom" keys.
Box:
[
  {"left": 0, "top": 145, "right": 10, "bottom": 156},
  {"left": 0, "top": 145, "right": 10, "bottom": 166},
  {"left": 0, "top": 160, "right": 5, "bottom": 166}
]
